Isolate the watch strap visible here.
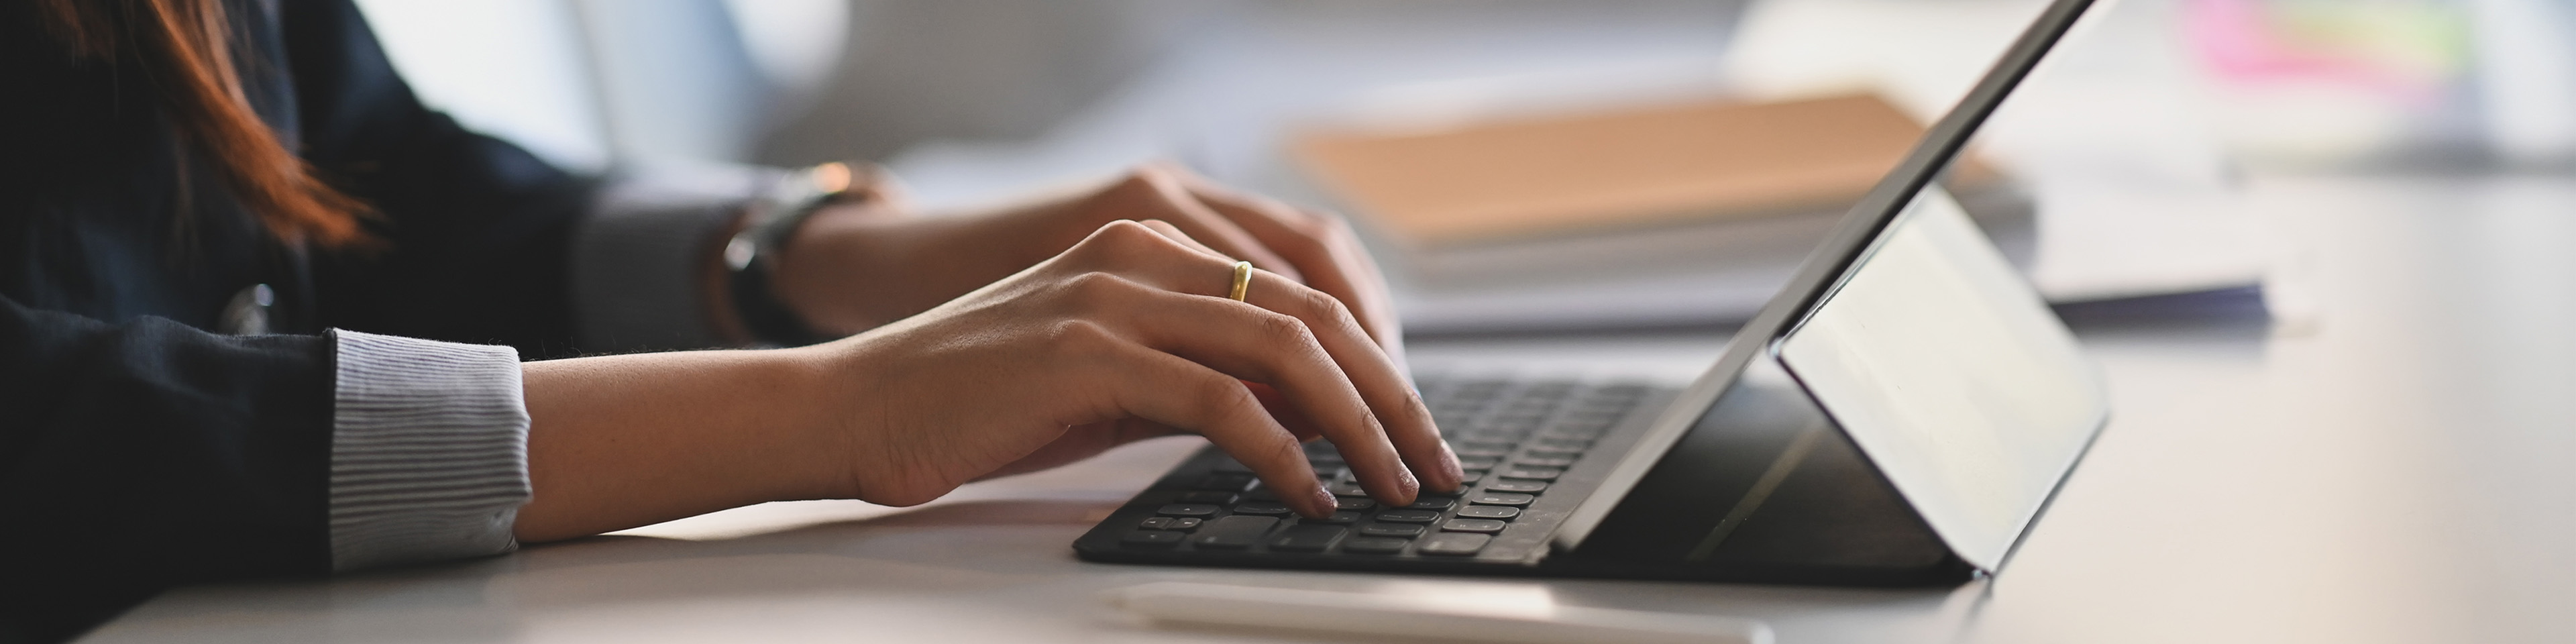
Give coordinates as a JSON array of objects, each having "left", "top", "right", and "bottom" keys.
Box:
[{"left": 722, "top": 162, "right": 859, "bottom": 346}]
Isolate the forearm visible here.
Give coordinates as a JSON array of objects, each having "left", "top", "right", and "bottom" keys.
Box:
[{"left": 515, "top": 347, "right": 848, "bottom": 542}]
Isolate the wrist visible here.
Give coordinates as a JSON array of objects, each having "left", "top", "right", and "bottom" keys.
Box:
[
  {"left": 754, "top": 344, "right": 869, "bottom": 501},
  {"left": 718, "top": 162, "right": 883, "bottom": 346},
  {"left": 517, "top": 345, "right": 861, "bottom": 540}
]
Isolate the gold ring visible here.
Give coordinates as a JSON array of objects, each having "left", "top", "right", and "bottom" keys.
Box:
[{"left": 1227, "top": 261, "right": 1252, "bottom": 302}]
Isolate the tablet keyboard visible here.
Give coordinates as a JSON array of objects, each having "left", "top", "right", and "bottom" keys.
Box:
[{"left": 1095, "top": 377, "right": 1652, "bottom": 559}]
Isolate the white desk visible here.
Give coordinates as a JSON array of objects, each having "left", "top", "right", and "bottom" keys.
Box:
[{"left": 83, "top": 174, "right": 2576, "bottom": 643}]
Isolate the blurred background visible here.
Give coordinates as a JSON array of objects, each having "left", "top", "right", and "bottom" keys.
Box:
[{"left": 351, "top": 0, "right": 2576, "bottom": 333}]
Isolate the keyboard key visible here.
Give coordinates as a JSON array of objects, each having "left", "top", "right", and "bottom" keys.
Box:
[
  {"left": 1525, "top": 447, "right": 1583, "bottom": 460},
  {"left": 1327, "top": 483, "right": 1369, "bottom": 498},
  {"left": 1163, "top": 517, "right": 1203, "bottom": 531},
  {"left": 1499, "top": 467, "right": 1562, "bottom": 481},
  {"left": 1538, "top": 428, "right": 1602, "bottom": 441},
  {"left": 1407, "top": 497, "right": 1456, "bottom": 511},
  {"left": 1195, "top": 474, "right": 1254, "bottom": 491},
  {"left": 1269, "top": 525, "right": 1348, "bottom": 552},
  {"left": 1456, "top": 505, "right": 1521, "bottom": 520},
  {"left": 1140, "top": 517, "right": 1176, "bottom": 530},
  {"left": 1191, "top": 515, "right": 1280, "bottom": 549},
  {"left": 1243, "top": 486, "right": 1281, "bottom": 501},
  {"left": 1441, "top": 519, "right": 1508, "bottom": 533},
  {"left": 1301, "top": 511, "right": 1362, "bottom": 525},
  {"left": 1470, "top": 492, "right": 1536, "bottom": 506},
  {"left": 1454, "top": 445, "right": 1512, "bottom": 459},
  {"left": 1457, "top": 457, "right": 1501, "bottom": 470},
  {"left": 1157, "top": 504, "right": 1220, "bottom": 517},
  {"left": 1342, "top": 537, "right": 1409, "bottom": 554},
  {"left": 1535, "top": 437, "right": 1592, "bottom": 449},
  {"left": 1122, "top": 531, "right": 1185, "bottom": 547},
  {"left": 1375, "top": 509, "right": 1441, "bottom": 523},
  {"left": 1357, "top": 523, "right": 1426, "bottom": 537},
  {"left": 1486, "top": 480, "right": 1548, "bottom": 494},
  {"left": 1515, "top": 456, "right": 1577, "bottom": 468},
  {"left": 1233, "top": 502, "right": 1293, "bottom": 515},
  {"left": 1555, "top": 417, "right": 1617, "bottom": 431},
  {"left": 1456, "top": 471, "right": 1485, "bottom": 485},
  {"left": 1175, "top": 491, "right": 1238, "bottom": 505},
  {"left": 1419, "top": 533, "right": 1492, "bottom": 555},
  {"left": 1334, "top": 497, "right": 1376, "bottom": 511}
]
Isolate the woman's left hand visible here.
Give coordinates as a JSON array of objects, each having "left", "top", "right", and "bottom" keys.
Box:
[{"left": 769, "top": 164, "right": 1407, "bottom": 358}]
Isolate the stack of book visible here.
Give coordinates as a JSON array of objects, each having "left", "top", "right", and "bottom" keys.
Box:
[{"left": 1291, "top": 92, "right": 2033, "bottom": 333}]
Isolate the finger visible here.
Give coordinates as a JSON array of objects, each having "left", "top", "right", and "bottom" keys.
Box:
[
  {"left": 1108, "top": 168, "right": 1307, "bottom": 284},
  {"left": 1166, "top": 169, "right": 1404, "bottom": 352},
  {"left": 1128, "top": 220, "right": 1332, "bottom": 442},
  {"left": 1077, "top": 331, "right": 1337, "bottom": 517},
  {"left": 1218, "top": 272, "right": 1460, "bottom": 496},
  {"left": 1073, "top": 227, "right": 1460, "bottom": 494},
  {"left": 1244, "top": 382, "right": 1326, "bottom": 443},
  {"left": 1132, "top": 219, "right": 1230, "bottom": 260},
  {"left": 1087, "top": 278, "right": 1421, "bottom": 506}
]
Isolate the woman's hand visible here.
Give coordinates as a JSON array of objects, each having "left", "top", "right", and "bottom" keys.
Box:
[
  {"left": 773, "top": 165, "right": 1405, "bottom": 357},
  {"left": 820, "top": 219, "right": 1456, "bottom": 514},
  {"left": 519, "top": 219, "right": 1458, "bottom": 541}
]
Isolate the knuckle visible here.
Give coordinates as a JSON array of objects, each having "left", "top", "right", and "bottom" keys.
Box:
[
  {"left": 1249, "top": 309, "right": 1317, "bottom": 346},
  {"left": 1256, "top": 433, "right": 1310, "bottom": 468},
  {"left": 1094, "top": 219, "right": 1152, "bottom": 242},
  {"left": 1104, "top": 169, "right": 1176, "bottom": 204},
  {"left": 1293, "top": 212, "right": 1354, "bottom": 242},
  {"left": 1075, "top": 221, "right": 1157, "bottom": 261},
  {"left": 1096, "top": 219, "right": 1179, "bottom": 252},
  {"left": 1295, "top": 288, "right": 1351, "bottom": 324},
  {"left": 1063, "top": 270, "right": 1129, "bottom": 300},
  {"left": 1120, "top": 166, "right": 1167, "bottom": 186},
  {"left": 1044, "top": 319, "right": 1117, "bottom": 352},
  {"left": 1203, "top": 375, "right": 1259, "bottom": 411},
  {"left": 1129, "top": 164, "right": 1178, "bottom": 187},
  {"left": 1193, "top": 375, "right": 1266, "bottom": 423}
]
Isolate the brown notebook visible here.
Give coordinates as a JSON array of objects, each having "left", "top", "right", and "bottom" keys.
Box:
[{"left": 1291, "top": 92, "right": 1997, "bottom": 247}]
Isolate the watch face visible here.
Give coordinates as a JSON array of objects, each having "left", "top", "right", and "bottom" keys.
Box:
[{"left": 725, "top": 235, "right": 759, "bottom": 271}]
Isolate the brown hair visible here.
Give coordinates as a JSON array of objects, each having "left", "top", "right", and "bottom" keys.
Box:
[{"left": 37, "top": 0, "right": 372, "bottom": 248}]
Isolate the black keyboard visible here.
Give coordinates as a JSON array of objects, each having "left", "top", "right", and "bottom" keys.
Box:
[{"left": 1075, "top": 377, "right": 1660, "bottom": 566}]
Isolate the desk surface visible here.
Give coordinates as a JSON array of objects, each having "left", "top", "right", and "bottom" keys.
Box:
[{"left": 84, "top": 174, "right": 2576, "bottom": 643}]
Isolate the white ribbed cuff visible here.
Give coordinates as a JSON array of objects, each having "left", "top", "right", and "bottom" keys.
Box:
[{"left": 327, "top": 329, "right": 533, "bottom": 572}]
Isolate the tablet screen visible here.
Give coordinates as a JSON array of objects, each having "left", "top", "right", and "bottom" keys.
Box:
[{"left": 1774, "top": 186, "right": 2106, "bottom": 571}]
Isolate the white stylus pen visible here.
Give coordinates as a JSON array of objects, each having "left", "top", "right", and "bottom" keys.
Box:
[{"left": 1108, "top": 582, "right": 1774, "bottom": 644}]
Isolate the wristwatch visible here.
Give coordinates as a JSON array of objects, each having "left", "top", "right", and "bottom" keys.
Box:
[{"left": 722, "top": 162, "right": 861, "bottom": 347}]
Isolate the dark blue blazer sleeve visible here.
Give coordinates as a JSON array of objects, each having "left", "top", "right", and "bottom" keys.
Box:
[
  {"left": 0, "top": 294, "right": 335, "bottom": 644},
  {"left": 284, "top": 0, "right": 594, "bottom": 360},
  {"left": 0, "top": 1, "right": 596, "bottom": 641}
]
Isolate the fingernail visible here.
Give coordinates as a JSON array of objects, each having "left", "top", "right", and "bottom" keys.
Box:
[
  {"left": 1438, "top": 442, "right": 1466, "bottom": 491},
  {"left": 1309, "top": 483, "right": 1339, "bottom": 519},
  {"left": 1398, "top": 467, "right": 1421, "bottom": 498}
]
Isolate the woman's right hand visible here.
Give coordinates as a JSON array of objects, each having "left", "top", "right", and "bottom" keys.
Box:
[
  {"left": 519, "top": 218, "right": 1457, "bottom": 541},
  {"left": 808, "top": 219, "right": 1461, "bottom": 517}
]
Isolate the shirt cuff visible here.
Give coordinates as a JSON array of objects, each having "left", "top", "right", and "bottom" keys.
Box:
[
  {"left": 571, "top": 161, "right": 791, "bottom": 352},
  {"left": 327, "top": 329, "right": 533, "bottom": 572}
]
